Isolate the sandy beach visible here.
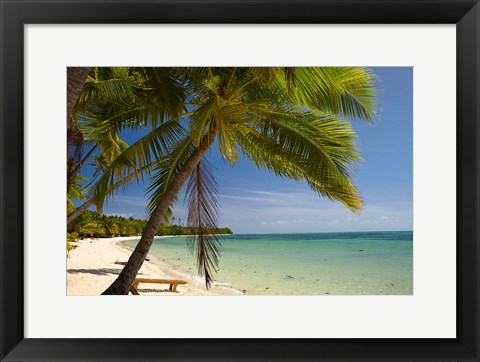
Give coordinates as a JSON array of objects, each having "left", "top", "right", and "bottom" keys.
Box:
[{"left": 67, "top": 236, "right": 240, "bottom": 296}]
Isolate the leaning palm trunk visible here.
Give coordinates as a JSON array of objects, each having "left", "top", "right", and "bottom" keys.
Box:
[
  {"left": 67, "top": 67, "right": 91, "bottom": 119},
  {"left": 67, "top": 67, "right": 91, "bottom": 195},
  {"left": 68, "top": 143, "right": 98, "bottom": 184},
  {"left": 102, "top": 136, "right": 213, "bottom": 295},
  {"left": 67, "top": 199, "right": 94, "bottom": 225}
]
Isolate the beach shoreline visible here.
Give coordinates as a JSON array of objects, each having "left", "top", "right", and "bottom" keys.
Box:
[{"left": 66, "top": 236, "right": 241, "bottom": 296}]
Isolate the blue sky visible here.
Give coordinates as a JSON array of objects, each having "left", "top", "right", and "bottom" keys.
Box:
[{"left": 78, "top": 67, "right": 413, "bottom": 234}]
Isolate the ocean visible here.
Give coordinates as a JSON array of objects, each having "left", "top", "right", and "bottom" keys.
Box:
[{"left": 122, "top": 231, "right": 413, "bottom": 295}]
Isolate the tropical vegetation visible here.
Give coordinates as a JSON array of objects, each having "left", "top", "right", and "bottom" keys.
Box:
[
  {"left": 67, "top": 67, "right": 378, "bottom": 295},
  {"left": 67, "top": 210, "right": 232, "bottom": 239}
]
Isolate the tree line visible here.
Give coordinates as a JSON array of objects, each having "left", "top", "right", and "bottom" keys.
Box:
[{"left": 67, "top": 210, "right": 232, "bottom": 240}]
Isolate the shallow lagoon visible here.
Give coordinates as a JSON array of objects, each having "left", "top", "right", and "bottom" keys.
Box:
[{"left": 122, "top": 231, "right": 413, "bottom": 295}]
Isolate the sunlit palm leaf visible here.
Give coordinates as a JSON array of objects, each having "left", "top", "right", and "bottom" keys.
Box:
[
  {"left": 285, "top": 67, "right": 378, "bottom": 122},
  {"left": 146, "top": 136, "right": 197, "bottom": 216},
  {"left": 235, "top": 109, "right": 363, "bottom": 212},
  {"left": 90, "top": 119, "right": 186, "bottom": 208},
  {"left": 259, "top": 108, "right": 360, "bottom": 178},
  {"left": 76, "top": 74, "right": 137, "bottom": 107}
]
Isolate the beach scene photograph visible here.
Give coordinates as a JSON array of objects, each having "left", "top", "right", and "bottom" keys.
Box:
[{"left": 67, "top": 67, "right": 412, "bottom": 296}]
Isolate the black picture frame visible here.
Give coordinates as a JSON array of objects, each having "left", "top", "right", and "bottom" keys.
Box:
[{"left": 1, "top": 1, "right": 479, "bottom": 361}]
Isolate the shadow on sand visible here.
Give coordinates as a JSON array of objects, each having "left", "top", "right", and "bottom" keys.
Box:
[{"left": 67, "top": 268, "right": 147, "bottom": 277}]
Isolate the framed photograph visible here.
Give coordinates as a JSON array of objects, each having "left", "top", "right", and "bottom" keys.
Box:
[{"left": 1, "top": 0, "right": 479, "bottom": 361}]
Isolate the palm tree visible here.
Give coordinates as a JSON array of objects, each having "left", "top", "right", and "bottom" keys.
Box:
[
  {"left": 105, "top": 218, "right": 120, "bottom": 237},
  {"left": 67, "top": 67, "right": 91, "bottom": 120},
  {"left": 67, "top": 67, "right": 92, "bottom": 193},
  {"left": 67, "top": 67, "right": 188, "bottom": 224},
  {"left": 67, "top": 174, "right": 88, "bottom": 214},
  {"left": 98, "top": 67, "right": 378, "bottom": 295}
]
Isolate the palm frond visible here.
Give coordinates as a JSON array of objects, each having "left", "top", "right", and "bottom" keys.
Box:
[
  {"left": 145, "top": 136, "right": 197, "bottom": 216},
  {"left": 67, "top": 119, "right": 86, "bottom": 192},
  {"left": 189, "top": 93, "right": 240, "bottom": 164},
  {"left": 67, "top": 174, "right": 88, "bottom": 214},
  {"left": 128, "top": 67, "right": 188, "bottom": 126},
  {"left": 287, "top": 67, "right": 378, "bottom": 122},
  {"left": 75, "top": 68, "right": 188, "bottom": 140},
  {"left": 235, "top": 109, "right": 363, "bottom": 212},
  {"left": 76, "top": 75, "right": 137, "bottom": 108},
  {"left": 259, "top": 108, "right": 360, "bottom": 180},
  {"left": 89, "top": 119, "right": 186, "bottom": 208},
  {"left": 237, "top": 131, "right": 362, "bottom": 212},
  {"left": 249, "top": 67, "right": 278, "bottom": 84},
  {"left": 185, "top": 159, "right": 221, "bottom": 288}
]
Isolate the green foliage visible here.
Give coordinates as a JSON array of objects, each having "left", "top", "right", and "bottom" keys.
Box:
[
  {"left": 67, "top": 232, "right": 79, "bottom": 256},
  {"left": 68, "top": 210, "right": 144, "bottom": 238},
  {"left": 67, "top": 232, "right": 79, "bottom": 242},
  {"left": 155, "top": 224, "right": 232, "bottom": 236},
  {"left": 68, "top": 67, "right": 189, "bottom": 218},
  {"left": 67, "top": 241, "right": 77, "bottom": 254},
  {"left": 67, "top": 210, "right": 232, "bottom": 238},
  {"left": 67, "top": 175, "right": 88, "bottom": 214}
]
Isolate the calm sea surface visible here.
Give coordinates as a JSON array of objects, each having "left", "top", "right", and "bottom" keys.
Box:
[{"left": 122, "top": 231, "right": 413, "bottom": 295}]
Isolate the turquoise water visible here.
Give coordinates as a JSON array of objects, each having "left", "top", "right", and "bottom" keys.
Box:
[{"left": 122, "top": 231, "right": 413, "bottom": 295}]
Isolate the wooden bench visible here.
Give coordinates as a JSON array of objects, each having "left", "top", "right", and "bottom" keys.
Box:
[
  {"left": 115, "top": 258, "right": 149, "bottom": 266},
  {"left": 130, "top": 278, "right": 188, "bottom": 294}
]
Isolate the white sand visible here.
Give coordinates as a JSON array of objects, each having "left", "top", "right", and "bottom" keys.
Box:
[{"left": 67, "top": 236, "right": 240, "bottom": 296}]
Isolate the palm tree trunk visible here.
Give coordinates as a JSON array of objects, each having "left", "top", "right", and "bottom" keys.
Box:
[
  {"left": 67, "top": 67, "right": 91, "bottom": 119},
  {"left": 67, "top": 198, "right": 94, "bottom": 224},
  {"left": 102, "top": 137, "right": 214, "bottom": 295},
  {"left": 68, "top": 143, "right": 98, "bottom": 181}
]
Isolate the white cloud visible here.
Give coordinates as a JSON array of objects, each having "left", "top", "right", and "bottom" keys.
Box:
[
  {"left": 213, "top": 199, "right": 412, "bottom": 233},
  {"left": 219, "top": 194, "right": 284, "bottom": 204},
  {"left": 249, "top": 190, "right": 291, "bottom": 197},
  {"left": 101, "top": 186, "right": 412, "bottom": 234}
]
